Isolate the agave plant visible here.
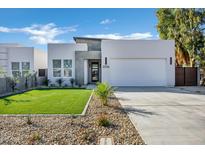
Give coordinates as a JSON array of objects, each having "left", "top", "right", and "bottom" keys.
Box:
[{"left": 95, "top": 82, "right": 115, "bottom": 106}]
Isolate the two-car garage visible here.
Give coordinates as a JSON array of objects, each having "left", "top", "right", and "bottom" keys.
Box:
[
  {"left": 101, "top": 40, "right": 175, "bottom": 87},
  {"left": 109, "top": 58, "right": 167, "bottom": 86}
]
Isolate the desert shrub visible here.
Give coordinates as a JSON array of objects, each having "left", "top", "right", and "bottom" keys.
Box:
[
  {"left": 82, "top": 130, "right": 96, "bottom": 142},
  {"left": 97, "top": 114, "right": 111, "bottom": 127},
  {"left": 70, "top": 78, "right": 75, "bottom": 87},
  {"left": 95, "top": 82, "right": 114, "bottom": 106},
  {"left": 28, "top": 132, "right": 41, "bottom": 144},
  {"left": 56, "top": 78, "right": 64, "bottom": 87}
]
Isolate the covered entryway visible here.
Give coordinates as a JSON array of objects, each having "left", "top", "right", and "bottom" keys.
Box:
[{"left": 109, "top": 58, "right": 167, "bottom": 86}]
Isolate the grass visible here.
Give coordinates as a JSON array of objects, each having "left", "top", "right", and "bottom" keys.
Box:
[{"left": 0, "top": 89, "right": 92, "bottom": 114}]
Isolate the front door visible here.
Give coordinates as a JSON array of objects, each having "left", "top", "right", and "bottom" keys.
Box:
[{"left": 91, "top": 62, "right": 99, "bottom": 82}]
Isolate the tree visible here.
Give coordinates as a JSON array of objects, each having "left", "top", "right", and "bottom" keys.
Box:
[
  {"left": 7, "top": 77, "right": 19, "bottom": 92},
  {"left": 156, "top": 8, "right": 205, "bottom": 67},
  {"left": 95, "top": 82, "right": 115, "bottom": 106}
]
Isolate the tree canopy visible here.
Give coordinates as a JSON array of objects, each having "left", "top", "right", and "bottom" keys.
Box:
[{"left": 156, "top": 8, "right": 205, "bottom": 67}]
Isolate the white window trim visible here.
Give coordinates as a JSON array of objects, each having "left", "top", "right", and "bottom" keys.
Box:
[
  {"left": 63, "top": 59, "right": 72, "bottom": 77},
  {"left": 52, "top": 59, "right": 62, "bottom": 78},
  {"left": 52, "top": 59, "right": 73, "bottom": 78},
  {"left": 11, "top": 61, "right": 31, "bottom": 77}
]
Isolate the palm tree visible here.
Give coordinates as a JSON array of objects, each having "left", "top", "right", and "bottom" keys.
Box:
[{"left": 95, "top": 82, "right": 115, "bottom": 106}]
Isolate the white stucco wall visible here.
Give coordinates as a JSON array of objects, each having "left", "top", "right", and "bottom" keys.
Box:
[
  {"left": 0, "top": 46, "right": 8, "bottom": 76},
  {"left": 84, "top": 59, "right": 88, "bottom": 84},
  {"left": 47, "top": 43, "right": 87, "bottom": 86},
  {"left": 34, "top": 49, "right": 47, "bottom": 71},
  {"left": 0, "top": 45, "right": 47, "bottom": 77},
  {"left": 101, "top": 40, "right": 175, "bottom": 87},
  {"left": 7, "top": 47, "right": 35, "bottom": 76}
]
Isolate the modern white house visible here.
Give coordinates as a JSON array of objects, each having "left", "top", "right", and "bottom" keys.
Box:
[
  {"left": 48, "top": 37, "right": 175, "bottom": 87},
  {"left": 0, "top": 43, "right": 47, "bottom": 78}
]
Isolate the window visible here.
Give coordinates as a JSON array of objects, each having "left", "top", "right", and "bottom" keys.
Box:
[
  {"left": 38, "top": 69, "right": 46, "bottom": 77},
  {"left": 105, "top": 57, "right": 107, "bottom": 65},
  {"left": 22, "top": 62, "right": 30, "bottom": 77},
  {"left": 53, "top": 59, "right": 61, "bottom": 77},
  {"left": 11, "top": 62, "right": 20, "bottom": 77},
  {"left": 63, "top": 59, "right": 72, "bottom": 77},
  {"left": 64, "top": 59, "right": 72, "bottom": 68}
]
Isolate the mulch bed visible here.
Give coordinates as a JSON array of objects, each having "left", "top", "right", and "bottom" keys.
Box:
[{"left": 0, "top": 95, "right": 144, "bottom": 145}]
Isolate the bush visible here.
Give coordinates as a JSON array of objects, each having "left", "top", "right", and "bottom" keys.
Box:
[
  {"left": 70, "top": 78, "right": 75, "bottom": 87},
  {"left": 82, "top": 130, "right": 96, "bottom": 142},
  {"left": 97, "top": 114, "right": 111, "bottom": 127},
  {"left": 43, "top": 79, "right": 50, "bottom": 86},
  {"left": 28, "top": 132, "right": 41, "bottom": 144},
  {"left": 95, "top": 82, "right": 114, "bottom": 106},
  {"left": 56, "top": 78, "right": 64, "bottom": 87}
]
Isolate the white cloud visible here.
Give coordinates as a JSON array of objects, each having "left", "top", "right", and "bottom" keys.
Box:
[
  {"left": 0, "top": 23, "right": 77, "bottom": 44},
  {"left": 84, "top": 32, "right": 153, "bottom": 40},
  {"left": 100, "top": 19, "right": 116, "bottom": 25}
]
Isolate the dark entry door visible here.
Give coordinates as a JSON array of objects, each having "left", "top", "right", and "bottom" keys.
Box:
[{"left": 91, "top": 62, "right": 99, "bottom": 82}]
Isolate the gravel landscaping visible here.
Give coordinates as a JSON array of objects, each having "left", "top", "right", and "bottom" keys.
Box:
[{"left": 0, "top": 95, "right": 144, "bottom": 145}]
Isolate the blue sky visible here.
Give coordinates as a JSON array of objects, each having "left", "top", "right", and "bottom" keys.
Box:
[{"left": 0, "top": 8, "right": 158, "bottom": 51}]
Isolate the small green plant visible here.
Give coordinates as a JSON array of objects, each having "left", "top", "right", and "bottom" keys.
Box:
[
  {"left": 29, "top": 132, "right": 41, "bottom": 144},
  {"left": 97, "top": 114, "right": 111, "bottom": 127},
  {"left": 95, "top": 82, "right": 114, "bottom": 106},
  {"left": 56, "top": 78, "right": 64, "bottom": 87},
  {"left": 70, "top": 78, "right": 75, "bottom": 87},
  {"left": 26, "top": 116, "right": 32, "bottom": 125}
]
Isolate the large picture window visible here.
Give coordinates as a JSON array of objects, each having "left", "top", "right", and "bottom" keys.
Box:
[
  {"left": 53, "top": 59, "right": 61, "bottom": 77},
  {"left": 63, "top": 59, "right": 72, "bottom": 77},
  {"left": 11, "top": 62, "right": 20, "bottom": 77}
]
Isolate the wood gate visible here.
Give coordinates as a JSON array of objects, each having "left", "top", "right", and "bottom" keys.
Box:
[{"left": 175, "top": 67, "right": 198, "bottom": 86}]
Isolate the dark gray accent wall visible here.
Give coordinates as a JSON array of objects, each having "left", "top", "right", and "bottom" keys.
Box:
[
  {"left": 75, "top": 38, "right": 101, "bottom": 51},
  {"left": 75, "top": 51, "right": 101, "bottom": 85}
]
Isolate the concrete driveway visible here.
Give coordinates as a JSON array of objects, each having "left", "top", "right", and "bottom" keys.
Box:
[{"left": 115, "top": 87, "right": 205, "bottom": 145}]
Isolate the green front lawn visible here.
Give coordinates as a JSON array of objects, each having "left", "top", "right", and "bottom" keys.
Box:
[{"left": 0, "top": 89, "right": 92, "bottom": 114}]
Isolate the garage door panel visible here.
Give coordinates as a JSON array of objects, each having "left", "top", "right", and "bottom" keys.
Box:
[{"left": 110, "top": 58, "right": 167, "bottom": 86}]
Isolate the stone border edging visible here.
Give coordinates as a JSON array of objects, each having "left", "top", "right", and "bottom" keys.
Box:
[{"left": 0, "top": 89, "right": 94, "bottom": 117}]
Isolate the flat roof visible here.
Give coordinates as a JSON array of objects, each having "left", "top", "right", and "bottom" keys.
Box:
[{"left": 73, "top": 37, "right": 109, "bottom": 42}]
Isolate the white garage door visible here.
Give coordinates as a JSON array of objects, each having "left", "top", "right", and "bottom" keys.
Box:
[{"left": 109, "top": 58, "right": 167, "bottom": 86}]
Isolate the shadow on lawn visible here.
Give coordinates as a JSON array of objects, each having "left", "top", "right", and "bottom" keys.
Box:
[{"left": 2, "top": 98, "right": 31, "bottom": 106}]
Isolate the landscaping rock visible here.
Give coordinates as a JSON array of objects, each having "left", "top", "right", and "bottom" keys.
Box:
[{"left": 0, "top": 95, "right": 144, "bottom": 145}]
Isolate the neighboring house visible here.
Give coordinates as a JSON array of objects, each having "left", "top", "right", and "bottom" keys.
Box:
[
  {"left": 48, "top": 37, "right": 175, "bottom": 87},
  {"left": 0, "top": 43, "right": 47, "bottom": 78}
]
